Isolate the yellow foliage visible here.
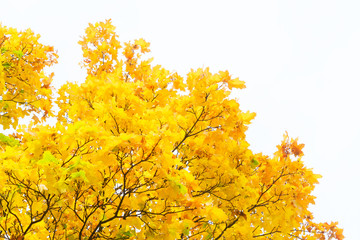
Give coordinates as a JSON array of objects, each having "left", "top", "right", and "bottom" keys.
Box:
[
  {"left": 0, "top": 24, "right": 57, "bottom": 129},
  {"left": 0, "top": 20, "right": 343, "bottom": 240}
]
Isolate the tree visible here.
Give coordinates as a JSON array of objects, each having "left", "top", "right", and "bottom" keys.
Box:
[{"left": 0, "top": 20, "right": 343, "bottom": 240}]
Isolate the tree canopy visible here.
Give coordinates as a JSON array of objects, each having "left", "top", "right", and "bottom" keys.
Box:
[{"left": 0, "top": 20, "right": 343, "bottom": 240}]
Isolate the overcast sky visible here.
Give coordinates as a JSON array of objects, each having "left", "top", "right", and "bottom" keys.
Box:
[{"left": 2, "top": 0, "right": 359, "bottom": 238}]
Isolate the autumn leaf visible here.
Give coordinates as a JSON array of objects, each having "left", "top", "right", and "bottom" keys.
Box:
[
  {"left": 0, "top": 133, "right": 20, "bottom": 147},
  {"left": 250, "top": 158, "right": 259, "bottom": 169},
  {"left": 227, "top": 78, "right": 246, "bottom": 89}
]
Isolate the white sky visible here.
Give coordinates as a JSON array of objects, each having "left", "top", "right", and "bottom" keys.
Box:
[{"left": 2, "top": 0, "right": 359, "bottom": 238}]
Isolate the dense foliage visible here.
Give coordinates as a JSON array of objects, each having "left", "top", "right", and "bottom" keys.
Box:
[{"left": 0, "top": 20, "right": 343, "bottom": 240}]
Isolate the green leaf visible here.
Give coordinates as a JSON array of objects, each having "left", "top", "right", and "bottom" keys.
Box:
[
  {"left": 0, "top": 133, "right": 20, "bottom": 147},
  {"left": 1, "top": 47, "right": 7, "bottom": 54},
  {"left": 38, "top": 151, "right": 59, "bottom": 165},
  {"left": 2, "top": 102, "right": 9, "bottom": 110},
  {"left": 250, "top": 158, "right": 259, "bottom": 169},
  {"left": 2, "top": 62, "right": 11, "bottom": 69},
  {"left": 13, "top": 50, "right": 24, "bottom": 58},
  {"left": 182, "top": 226, "right": 190, "bottom": 236},
  {"left": 205, "top": 233, "right": 213, "bottom": 240},
  {"left": 70, "top": 170, "right": 88, "bottom": 182},
  {"left": 116, "top": 229, "right": 133, "bottom": 239},
  {"left": 177, "top": 183, "right": 187, "bottom": 194},
  {"left": 67, "top": 157, "right": 90, "bottom": 170},
  {"left": 169, "top": 177, "right": 188, "bottom": 194}
]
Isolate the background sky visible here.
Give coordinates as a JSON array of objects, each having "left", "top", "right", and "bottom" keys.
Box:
[{"left": 2, "top": 0, "right": 359, "bottom": 238}]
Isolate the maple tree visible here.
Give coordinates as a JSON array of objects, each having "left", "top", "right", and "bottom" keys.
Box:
[{"left": 0, "top": 20, "right": 343, "bottom": 240}]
